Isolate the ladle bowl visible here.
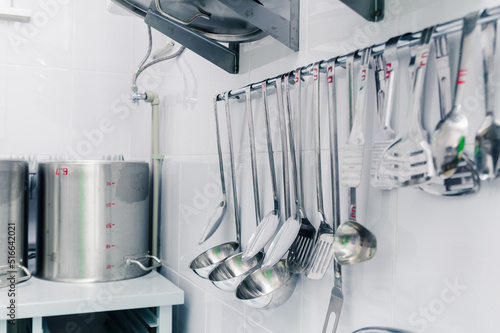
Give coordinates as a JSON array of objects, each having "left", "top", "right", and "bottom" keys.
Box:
[
  {"left": 208, "top": 251, "right": 264, "bottom": 291},
  {"left": 236, "top": 260, "right": 298, "bottom": 309},
  {"left": 333, "top": 221, "right": 377, "bottom": 265},
  {"left": 189, "top": 242, "right": 239, "bottom": 279},
  {"left": 242, "top": 210, "right": 279, "bottom": 261}
]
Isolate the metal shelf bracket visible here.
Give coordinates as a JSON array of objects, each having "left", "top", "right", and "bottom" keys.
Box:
[
  {"left": 340, "top": 0, "right": 384, "bottom": 22},
  {"left": 218, "top": 0, "right": 300, "bottom": 52}
]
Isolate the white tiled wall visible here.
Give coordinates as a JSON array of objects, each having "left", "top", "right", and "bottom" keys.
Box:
[{"left": 2, "top": 0, "right": 500, "bottom": 332}]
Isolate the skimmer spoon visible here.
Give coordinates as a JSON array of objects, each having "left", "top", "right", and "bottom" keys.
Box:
[
  {"left": 475, "top": 12, "right": 500, "bottom": 181},
  {"left": 421, "top": 34, "right": 480, "bottom": 196},
  {"left": 242, "top": 81, "right": 281, "bottom": 261},
  {"left": 306, "top": 62, "right": 335, "bottom": 279},
  {"left": 378, "top": 27, "right": 435, "bottom": 187},
  {"left": 432, "top": 12, "right": 479, "bottom": 178},
  {"left": 199, "top": 97, "right": 228, "bottom": 244}
]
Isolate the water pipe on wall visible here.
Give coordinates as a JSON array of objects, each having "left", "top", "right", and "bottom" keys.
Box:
[{"left": 132, "top": 26, "right": 185, "bottom": 259}]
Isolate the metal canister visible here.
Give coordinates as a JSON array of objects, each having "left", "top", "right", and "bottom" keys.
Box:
[
  {"left": 36, "top": 161, "right": 160, "bottom": 282},
  {"left": 0, "top": 159, "right": 30, "bottom": 286}
]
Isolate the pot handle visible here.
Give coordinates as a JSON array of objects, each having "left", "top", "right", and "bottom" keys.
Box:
[
  {"left": 154, "top": 0, "right": 211, "bottom": 26},
  {"left": 126, "top": 255, "right": 162, "bottom": 271},
  {"left": 0, "top": 264, "right": 32, "bottom": 287}
]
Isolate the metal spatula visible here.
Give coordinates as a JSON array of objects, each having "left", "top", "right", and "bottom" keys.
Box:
[
  {"left": 371, "top": 37, "right": 399, "bottom": 190},
  {"left": 420, "top": 35, "right": 480, "bottom": 196},
  {"left": 378, "top": 27, "right": 435, "bottom": 187},
  {"left": 287, "top": 68, "right": 318, "bottom": 274},
  {"left": 306, "top": 62, "right": 335, "bottom": 280},
  {"left": 341, "top": 48, "right": 371, "bottom": 188},
  {"left": 321, "top": 59, "right": 344, "bottom": 333}
]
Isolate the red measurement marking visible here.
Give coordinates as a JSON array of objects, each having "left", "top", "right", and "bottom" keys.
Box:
[
  {"left": 419, "top": 51, "right": 429, "bottom": 67},
  {"left": 313, "top": 67, "right": 318, "bottom": 82},
  {"left": 350, "top": 205, "right": 356, "bottom": 219},
  {"left": 361, "top": 68, "right": 367, "bottom": 82},
  {"left": 328, "top": 66, "right": 333, "bottom": 83},
  {"left": 106, "top": 245, "right": 115, "bottom": 249},
  {"left": 386, "top": 63, "right": 392, "bottom": 79},
  {"left": 106, "top": 203, "right": 116, "bottom": 208},
  {"left": 55, "top": 168, "right": 68, "bottom": 175},
  {"left": 294, "top": 70, "right": 299, "bottom": 83},
  {"left": 106, "top": 182, "right": 116, "bottom": 186},
  {"left": 457, "top": 69, "right": 468, "bottom": 85},
  {"left": 106, "top": 223, "right": 115, "bottom": 229},
  {"left": 106, "top": 265, "right": 115, "bottom": 270}
]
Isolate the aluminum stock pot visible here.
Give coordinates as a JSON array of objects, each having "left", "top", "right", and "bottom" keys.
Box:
[
  {"left": 36, "top": 161, "right": 160, "bottom": 283},
  {"left": 0, "top": 159, "right": 30, "bottom": 287}
]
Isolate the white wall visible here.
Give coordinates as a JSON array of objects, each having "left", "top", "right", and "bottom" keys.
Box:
[
  {"left": 2, "top": 0, "right": 500, "bottom": 332},
  {"left": 157, "top": 1, "right": 500, "bottom": 333}
]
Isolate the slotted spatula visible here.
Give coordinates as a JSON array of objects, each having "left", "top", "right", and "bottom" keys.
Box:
[
  {"left": 321, "top": 59, "right": 344, "bottom": 333},
  {"left": 306, "top": 62, "right": 335, "bottom": 280},
  {"left": 378, "top": 27, "right": 435, "bottom": 187},
  {"left": 371, "top": 37, "right": 399, "bottom": 190},
  {"left": 341, "top": 48, "right": 371, "bottom": 188}
]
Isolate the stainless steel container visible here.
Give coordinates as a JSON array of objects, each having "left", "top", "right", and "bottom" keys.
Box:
[
  {"left": 36, "top": 161, "right": 160, "bottom": 283},
  {"left": 0, "top": 159, "right": 30, "bottom": 286}
]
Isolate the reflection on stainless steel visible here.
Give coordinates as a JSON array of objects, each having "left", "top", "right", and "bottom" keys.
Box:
[
  {"left": 208, "top": 251, "right": 263, "bottom": 292},
  {"left": 236, "top": 260, "right": 298, "bottom": 309},
  {"left": 189, "top": 242, "right": 239, "bottom": 279},
  {"left": 0, "top": 159, "right": 30, "bottom": 286},
  {"left": 352, "top": 328, "right": 414, "bottom": 333},
  {"left": 36, "top": 161, "right": 153, "bottom": 283}
]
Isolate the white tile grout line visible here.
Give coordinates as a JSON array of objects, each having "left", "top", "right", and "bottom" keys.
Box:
[{"left": 391, "top": 189, "right": 398, "bottom": 326}]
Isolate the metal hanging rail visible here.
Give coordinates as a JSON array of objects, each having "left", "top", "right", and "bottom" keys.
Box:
[{"left": 216, "top": 6, "right": 500, "bottom": 101}]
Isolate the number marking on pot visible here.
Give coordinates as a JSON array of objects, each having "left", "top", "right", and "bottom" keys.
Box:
[
  {"left": 106, "top": 182, "right": 115, "bottom": 186},
  {"left": 105, "top": 203, "right": 116, "bottom": 208},
  {"left": 106, "top": 223, "right": 115, "bottom": 229},
  {"left": 106, "top": 244, "right": 115, "bottom": 249},
  {"left": 55, "top": 168, "right": 68, "bottom": 175},
  {"left": 106, "top": 265, "right": 115, "bottom": 270}
]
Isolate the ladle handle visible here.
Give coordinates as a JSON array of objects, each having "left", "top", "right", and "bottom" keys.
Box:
[
  {"left": 382, "top": 37, "right": 400, "bottom": 130},
  {"left": 213, "top": 97, "right": 227, "bottom": 198},
  {"left": 327, "top": 57, "right": 343, "bottom": 296},
  {"left": 262, "top": 82, "right": 280, "bottom": 212},
  {"left": 224, "top": 92, "right": 241, "bottom": 245},
  {"left": 481, "top": 14, "right": 497, "bottom": 115},
  {"left": 313, "top": 63, "right": 325, "bottom": 216},
  {"left": 284, "top": 73, "right": 301, "bottom": 216},
  {"left": 245, "top": 87, "right": 262, "bottom": 224},
  {"left": 407, "top": 27, "right": 434, "bottom": 140},
  {"left": 453, "top": 12, "right": 479, "bottom": 108},
  {"left": 276, "top": 76, "right": 291, "bottom": 219},
  {"left": 295, "top": 69, "right": 305, "bottom": 212},
  {"left": 434, "top": 35, "right": 453, "bottom": 119},
  {"left": 327, "top": 60, "right": 341, "bottom": 229}
]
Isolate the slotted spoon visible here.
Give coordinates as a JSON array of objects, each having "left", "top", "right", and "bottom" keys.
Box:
[
  {"left": 421, "top": 34, "right": 480, "bottom": 196},
  {"left": 475, "top": 12, "right": 500, "bottom": 181},
  {"left": 432, "top": 12, "right": 479, "bottom": 178}
]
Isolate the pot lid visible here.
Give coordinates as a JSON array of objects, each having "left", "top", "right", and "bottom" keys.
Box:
[{"left": 111, "top": 0, "right": 269, "bottom": 42}]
